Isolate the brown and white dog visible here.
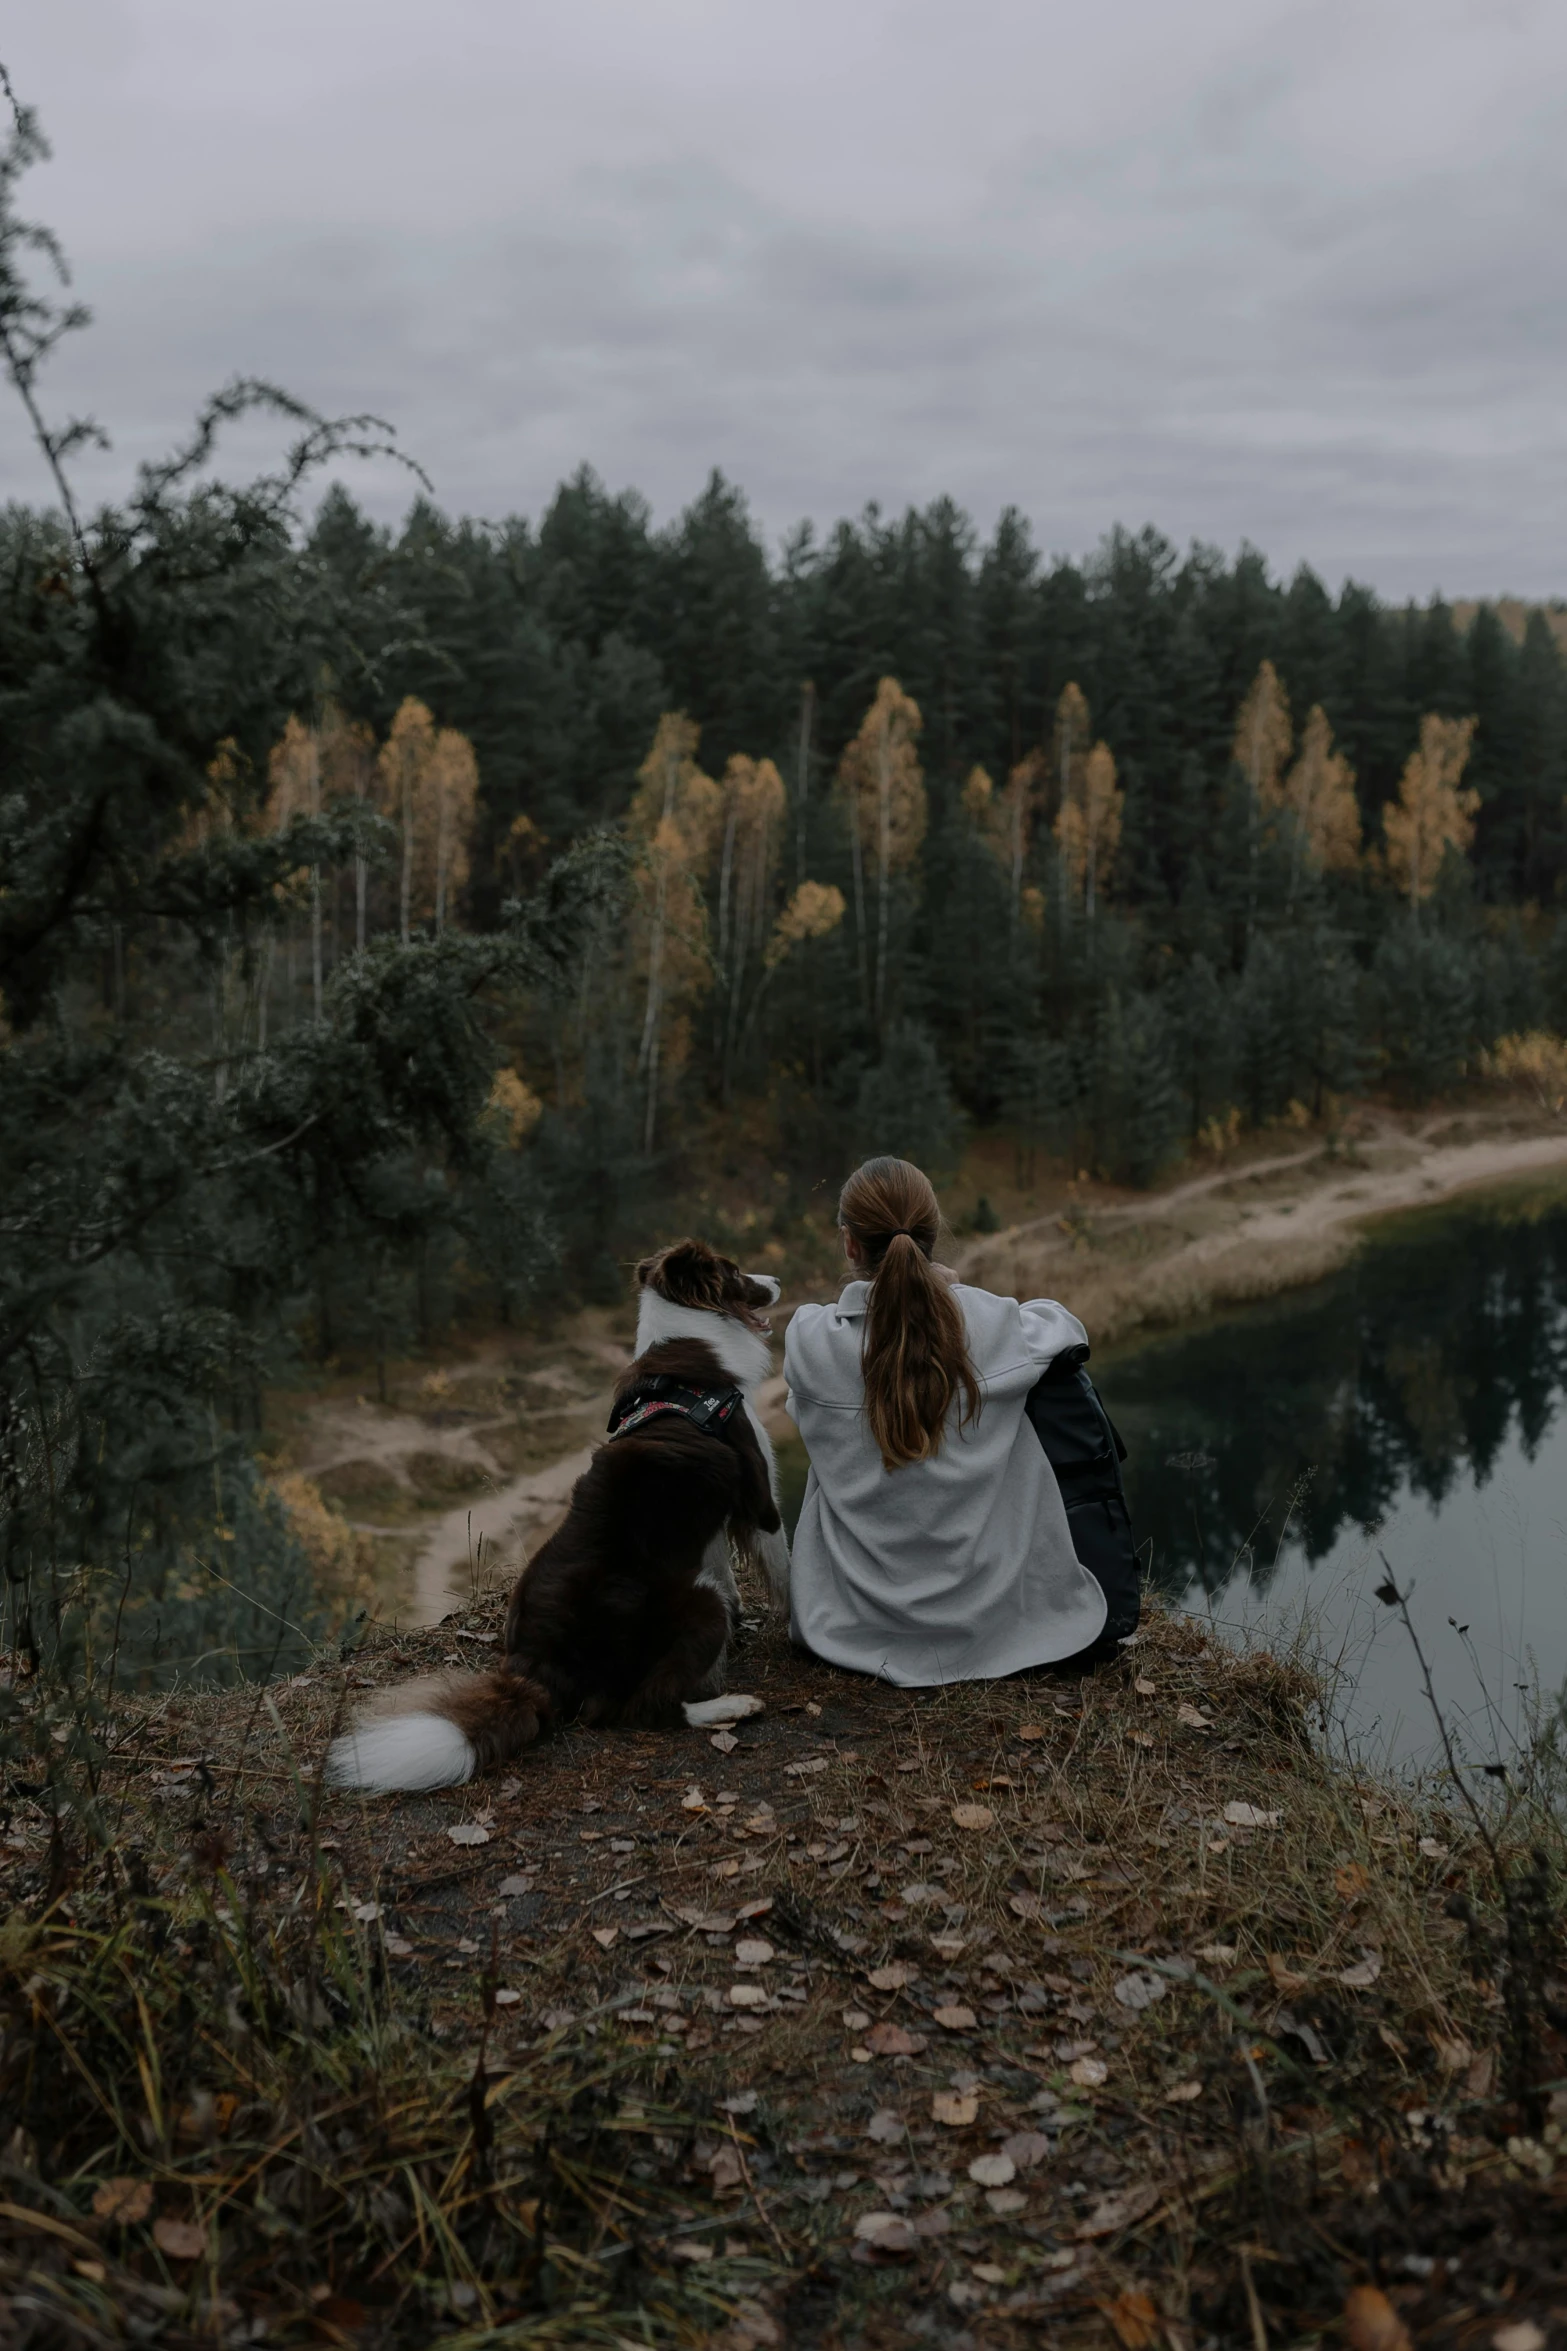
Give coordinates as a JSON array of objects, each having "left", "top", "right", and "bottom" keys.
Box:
[{"left": 324, "top": 1241, "right": 790, "bottom": 1793}]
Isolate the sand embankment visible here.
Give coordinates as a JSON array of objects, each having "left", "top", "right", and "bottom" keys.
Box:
[{"left": 957, "top": 1112, "right": 1567, "bottom": 1350}]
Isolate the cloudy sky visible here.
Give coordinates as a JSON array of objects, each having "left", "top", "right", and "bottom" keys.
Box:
[{"left": 5, "top": 1, "right": 1566, "bottom": 597}]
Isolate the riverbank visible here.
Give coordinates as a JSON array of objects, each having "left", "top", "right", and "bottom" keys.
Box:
[
  {"left": 256, "top": 1100, "right": 1567, "bottom": 1632},
  {"left": 958, "top": 1105, "right": 1567, "bottom": 1352},
  {"left": 4, "top": 1593, "right": 1563, "bottom": 2347}
]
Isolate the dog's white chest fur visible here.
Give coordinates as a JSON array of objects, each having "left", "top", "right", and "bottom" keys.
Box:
[{"left": 633, "top": 1288, "right": 791, "bottom": 1614}]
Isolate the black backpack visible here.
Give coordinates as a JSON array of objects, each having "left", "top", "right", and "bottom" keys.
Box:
[{"left": 1024, "top": 1344, "right": 1140, "bottom": 1656}]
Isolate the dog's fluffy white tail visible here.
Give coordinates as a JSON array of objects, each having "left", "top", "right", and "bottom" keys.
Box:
[{"left": 325, "top": 1711, "right": 476, "bottom": 1793}]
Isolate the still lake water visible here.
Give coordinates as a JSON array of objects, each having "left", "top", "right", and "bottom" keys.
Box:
[{"left": 1102, "top": 1183, "right": 1567, "bottom": 1770}]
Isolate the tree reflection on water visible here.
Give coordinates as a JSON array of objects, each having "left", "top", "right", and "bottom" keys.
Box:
[{"left": 1105, "top": 1191, "right": 1567, "bottom": 1598}]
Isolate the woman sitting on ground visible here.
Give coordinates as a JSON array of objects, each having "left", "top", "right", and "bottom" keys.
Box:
[{"left": 783, "top": 1155, "right": 1107, "bottom": 1685}]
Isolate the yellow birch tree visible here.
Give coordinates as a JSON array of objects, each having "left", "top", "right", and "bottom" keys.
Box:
[
  {"left": 963, "top": 752, "right": 1043, "bottom": 930},
  {"left": 1269, "top": 703, "right": 1361, "bottom": 890},
  {"left": 428, "top": 727, "right": 480, "bottom": 934},
  {"left": 1383, "top": 714, "right": 1479, "bottom": 912},
  {"left": 1233, "top": 660, "right": 1293, "bottom": 798},
  {"left": 265, "top": 715, "right": 324, "bottom": 1020},
  {"left": 714, "top": 754, "right": 787, "bottom": 1087},
  {"left": 376, "top": 697, "right": 439, "bottom": 946},
  {"left": 836, "top": 677, "right": 925, "bottom": 1029},
  {"left": 1052, "top": 684, "right": 1092, "bottom": 923},
  {"left": 1054, "top": 741, "right": 1123, "bottom": 917},
  {"left": 319, "top": 703, "right": 376, "bottom": 950},
  {"left": 629, "top": 714, "right": 721, "bottom": 1150}
]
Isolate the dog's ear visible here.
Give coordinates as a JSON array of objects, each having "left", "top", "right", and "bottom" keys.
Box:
[
  {"left": 726, "top": 1409, "right": 782, "bottom": 1535},
  {"left": 639, "top": 1239, "right": 727, "bottom": 1311}
]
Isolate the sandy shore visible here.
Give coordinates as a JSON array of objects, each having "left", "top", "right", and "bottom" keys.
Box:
[{"left": 957, "top": 1109, "right": 1567, "bottom": 1350}]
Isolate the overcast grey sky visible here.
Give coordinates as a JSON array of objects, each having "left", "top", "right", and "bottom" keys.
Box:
[{"left": 5, "top": 1, "right": 1566, "bottom": 598}]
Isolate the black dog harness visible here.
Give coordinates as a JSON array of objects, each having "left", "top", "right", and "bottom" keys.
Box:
[{"left": 606, "top": 1375, "right": 747, "bottom": 1443}]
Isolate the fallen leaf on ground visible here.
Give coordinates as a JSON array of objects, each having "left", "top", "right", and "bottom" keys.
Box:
[
  {"left": 842, "top": 2007, "right": 871, "bottom": 2031},
  {"left": 681, "top": 1787, "right": 707, "bottom": 1812},
  {"left": 539, "top": 2006, "right": 575, "bottom": 2030},
  {"left": 1113, "top": 1970, "right": 1167, "bottom": 2011},
  {"left": 717, "top": 2089, "right": 758, "bottom": 2115},
  {"left": 1017, "top": 1723, "right": 1045, "bottom": 1741},
  {"left": 710, "top": 1859, "right": 741, "bottom": 1880},
  {"left": 1069, "top": 2055, "right": 1108, "bottom": 2088},
  {"left": 672, "top": 1907, "right": 735, "bottom": 1932},
  {"left": 1335, "top": 1862, "right": 1370, "bottom": 1899},
  {"left": 933, "top": 2005, "right": 977, "bottom": 2031},
  {"left": 929, "top": 1931, "right": 967, "bottom": 1957},
  {"left": 92, "top": 2179, "right": 153, "bottom": 2225},
  {"left": 723, "top": 2300, "right": 782, "bottom": 2351},
  {"left": 932, "top": 2090, "right": 979, "bottom": 2127},
  {"left": 867, "top": 1961, "right": 917, "bottom": 1991},
  {"left": 951, "top": 1803, "right": 994, "bottom": 1831},
  {"left": 446, "top": 1823, "right": 490, "bottom": 1847},
  {"left": 498, "top": 1875, "right": 532, "bottom": 1896},
  {"left": 352, "top": 1901, "right": 380, "bottom": 1922},
  {"left": 1343, "top": 2284, "right": 1413, "bottom": 2351},
  {"left": 1195, "top": 1942, "right": 1237, "bottom": 1966},
  {"left": 1336, "top": 1949, "right": 1383, "bottom": 1990},
  {"left": 493, "top": 1988, "right": 522, "bottom": 2006},
  {"left": 1177, "top": 1704, "right": 1214, "bottom": 1731},
  {"left": 728, "top": 1984, "right": 769, "bottom": 2010},
  {"left": 784, "top": 1757, "right": 828, "bottom": 1776},
  {"left": 968, "top": 2153, "right": 1015, "bottom": 2188},
  {"left": 1418, "top": 1837, "right": 1450, "bottom": 1861},
  {"left": 866, "top": 2109, "right": 904, "bottom": 2143},
  {"left": 1376, "top": 2022, "right": 1408, "bottom": 2057},
  {"left": 735, "top": 1938, "right": 774, "bottom": 1966},
  {"left": 1223, "top": 1801, "right": 1280, "bottom": 1828},
  {"left": 1100, "top": 2290, "right": 1161, "bottom": 2349},
  {"left": 1134, "top": 1677, "right": 1157, "bottom": 1697},
  {"left": 849, "top": 2044, "right": 874, "bottom": 2062},
  {"left": 1492, "top": 2325, "right": 1546, "bottom": 2351},
  {"left": 710, "top": 1730, "right": 738, "bottom": 1753},
  {"left": 985, "top": 2187, "right": 1027, "bottom": 2215},
  {"left": 735, "top": 1897, "right": 774, "bottom": 1919},
  {"left": 1164, "top": 2079, "right": 1203, "bottom": 2103},
  {"left": 1001, "top": 2130, "right": 1053, "bottom": 2167},
  {"left": 152, "top": 2217, "right": 206, "bottom": 2260},
  {"left": 1074, "top": 2181, "right": 1161, "bottom": 2238},
  {"left": 1466, "top": 2048, "right": 1497, "bottom": 2098},
  {"left": 384, "top": 1935, "right": 414, "bottom": 1957},
  {"left": 1431, "top": 2032, "right": 1474, "bottom": 2072},
  {"left": 1267, "top": 1953, "right": 1309, "bottom": 1995},
  {"left": 899, "top": 1882, "right": 944, "bottom": 1906},
  {"left": 669, "top": 2239, "right": 714, "bottom": 2263},
  {"left": 853, "top": 2211, "right": 917, "bottom": 2254},
  {"left": 864, "top": 2020, "right": 926, "bottom": 2057}
]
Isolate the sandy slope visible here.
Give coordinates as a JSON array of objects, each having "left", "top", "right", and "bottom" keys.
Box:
[{"left": 958, "top": 1113, "right": 1567, "bottom": 1350}]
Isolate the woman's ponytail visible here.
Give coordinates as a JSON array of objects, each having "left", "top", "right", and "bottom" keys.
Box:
[{"left": 840, "top": 1158, "right": 981, "bottom": 1471}]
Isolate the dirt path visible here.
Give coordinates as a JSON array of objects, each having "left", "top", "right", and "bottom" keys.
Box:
[{"left": 958, "top": 1115, "right": 1567, "bottom": 1349}]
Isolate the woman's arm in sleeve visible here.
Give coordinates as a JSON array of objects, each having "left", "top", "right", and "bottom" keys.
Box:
[{"left": 1018, "top": 1295, "right": 1090, "bottom": 1367}]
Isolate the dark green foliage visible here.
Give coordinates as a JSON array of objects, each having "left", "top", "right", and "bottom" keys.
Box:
[
  {"left": 1371, "top": 924, "right": 1477, "bottom": 1099},
  {"left": 0, "top": 91, "right": 622, "bottom": 1691},
  {"left": 851, "top": 1022, "right": 968, "bottom": 1183}
]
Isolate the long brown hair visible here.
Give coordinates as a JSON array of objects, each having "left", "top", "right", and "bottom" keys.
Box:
[{"left": 840, "top": 1157, "right": 981, "bottom": 1471}]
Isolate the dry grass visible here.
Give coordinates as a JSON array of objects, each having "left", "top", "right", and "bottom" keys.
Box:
[{"left": 2, "top": 1584, "right": 1564, "bottom": 2348}]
